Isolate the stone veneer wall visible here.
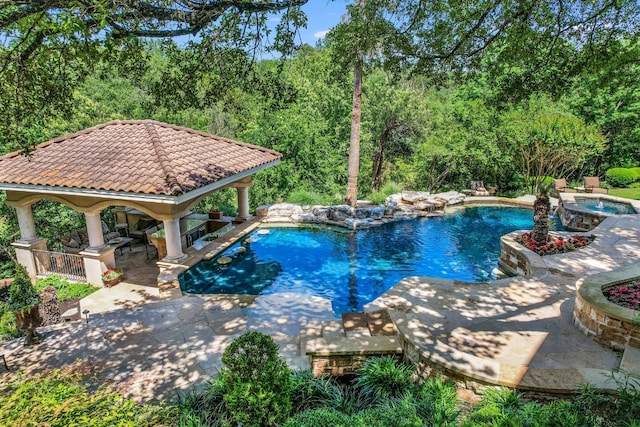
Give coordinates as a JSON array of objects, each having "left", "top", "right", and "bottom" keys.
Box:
[
  {"left": 497, "top": 232, "right": 547, "bottom": 278},
  {"left": 557, "top": 201, "right": 605, "bottom": 232},
  {"left": 574, "top": 264, "right": 640, "bottom": 351}
]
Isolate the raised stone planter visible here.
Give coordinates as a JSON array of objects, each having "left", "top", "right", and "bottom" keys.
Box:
[
  {"left": 574, "top": 264, "right": 640, "bottom": 351},
  {"left": 497, "top": 231, "right": 548, "bottom": 277}
]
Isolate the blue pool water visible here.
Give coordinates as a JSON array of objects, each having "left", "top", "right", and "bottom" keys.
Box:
[
  {"left": 575, "top": 198, "right": 637, "bottom": 215},
  {"left": 180, "top": 206, "right": 550, "bottom": 313}
]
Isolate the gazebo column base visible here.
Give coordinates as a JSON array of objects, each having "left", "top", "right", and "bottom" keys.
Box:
[
  {"left": 13, "top": 238, "right": 48, "bottom": 278},
  {"left": 80, "top": 246, "right": 116, "bottom": 286}
]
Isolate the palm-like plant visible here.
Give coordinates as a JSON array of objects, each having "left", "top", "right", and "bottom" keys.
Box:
[{"left": 533, "top": 183, "right": 553, "bottom": 246}]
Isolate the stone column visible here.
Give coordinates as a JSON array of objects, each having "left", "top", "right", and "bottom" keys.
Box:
[
  {"left": 162, "top": 218, "right": 186, "bottom": 262},
  {"left": 84, "top": 212, "right": 106, "bottom": 250},
  {"left": 15, "top": 205, "right": 37, "bottom": 241},
  {"left": 237, "top": 186, "right": 250, "bottom": 221}
]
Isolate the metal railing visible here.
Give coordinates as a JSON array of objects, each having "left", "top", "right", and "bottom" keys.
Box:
[{"left": 33, "top": 249, "right": 87, "bottom": 282}]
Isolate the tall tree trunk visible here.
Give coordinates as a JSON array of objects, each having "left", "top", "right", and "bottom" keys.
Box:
[
  {"left": 533, "top": 192, "right": 551, "bottom": 246},
  {"left": 345, "top": 63, "right": 363, "bottom": 207}
]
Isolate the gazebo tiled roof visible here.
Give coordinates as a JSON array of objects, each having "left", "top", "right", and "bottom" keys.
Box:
[{"left": 0, "top": 120, "right": 281, "bottom": 197}]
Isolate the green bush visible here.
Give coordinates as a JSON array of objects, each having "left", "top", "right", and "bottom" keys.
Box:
[
  {"left": 290, "top": 370, "right": 338, "bottom": 414},
  {"left": 0, "top": 309, "right": 21, "bottom": 341},
  {"left": 412, "top": 377, "right": 459, "bottom": 426},
  {"left": 0, "top": 368, "right": 175, "bottom": 426},
  {"left": 606, "top": 168, "right": 638, "bottom": 188},
  {"left": 355, "top": 356, "right": 414, "bottom": 399},
  {"left": 283, "top": 407, "right": 352, "bottom": 427},
  {"left": 221, "top": 331, "right": 293, "bottom": 427},
  {"left": 7, "top": 264, "right": 38, "bottom": 311},
  {"left": 176, "top": 377, "right": 230, "bottom": 427},
  {"left": 287, "top": 190, "right": 329, "bottom": 206},
  {"left": 34, "top": 275, "right": 98, "bottom": 301},
  {"left": 358, "top": 397, "right": 425, "bottom": 426}
]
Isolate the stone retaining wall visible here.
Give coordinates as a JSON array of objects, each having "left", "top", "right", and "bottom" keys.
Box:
[
  {"left": 574, "top": 264, "right": 640, "bottom": 351},
  {"left": 497, "top": 232, "right": 548, "bottom": 278}
]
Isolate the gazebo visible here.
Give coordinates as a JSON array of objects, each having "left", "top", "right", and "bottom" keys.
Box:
[{"left": 0, "top": 120, "right": 281, "bottom": 286}]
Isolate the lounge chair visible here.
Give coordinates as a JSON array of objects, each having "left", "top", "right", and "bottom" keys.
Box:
[
  {"left": 552, "top": 178, "right": 576, "bottom": 196},
  {"left": 463, "top": 181, "right": 490, "bottom": 196},
  {"left": 583, "top": 176, "right": 608, "bottom": 194}
]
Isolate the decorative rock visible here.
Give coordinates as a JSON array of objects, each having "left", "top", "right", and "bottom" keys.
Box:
[
  {"left": 39, "top": 285, "right": 60, "bottom": 326},
  {"left": 330, "top": 205, "right": 356, "bottom": 222},
  {"left": 257, "top": 191, "right": 465, "bottom": 230},
  {"left": 291, "top": 213, "right": 317, "bottom": 223},
  {"left": 401, "top": 191, "right": 431, "bottom": 204}
]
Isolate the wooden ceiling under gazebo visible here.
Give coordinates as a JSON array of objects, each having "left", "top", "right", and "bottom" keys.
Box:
[{"left": 0, "top": 120, "right": 281, "bottom": 285}]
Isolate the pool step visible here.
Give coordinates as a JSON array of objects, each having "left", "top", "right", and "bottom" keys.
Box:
[{"left": 302, "top": 309, "right": 402, "bottom": 376}]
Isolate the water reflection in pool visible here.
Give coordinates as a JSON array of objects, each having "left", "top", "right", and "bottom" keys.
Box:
[{"left": 179, "top": 206, "right": 557, "bottom": 313}]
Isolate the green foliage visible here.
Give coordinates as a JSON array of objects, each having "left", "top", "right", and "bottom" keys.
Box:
[
  {"left": 221, "top": 331, "right": 292, "bottom": 427},
  {"left": 0, "top": 368, "right": 175, "bottom": 426},
  {"left": 7, "top": 264, "right": 38, "bottom": 312},
  {"left": 283, "top": 407, "right": 352, "bottom": 427},
  {"left": 176, "top": 378, "right": 231, "bottom": 427},
  {"left": 412, "top": 377, "right": 459, "bottom": 426},
  {"left": 355, "top": 356, "right": 414, "bottom": 399},
  {"left": 34, "top": 276, "right": 98, "bottom": 302},
  {"left": 609, "top": 188, "right": 640, "bottom": 200},
  {"left": 0, "top": 309, "right": 21, "bottom": 341},
  {"left": 498, "top": 94, "right": 607, "bottom": 194},
  {"left": 287, "top": 190, "right": 330, "bottom": 206},
  {"left": 606, "top": 168, "right": 639, "bottom": 188}
]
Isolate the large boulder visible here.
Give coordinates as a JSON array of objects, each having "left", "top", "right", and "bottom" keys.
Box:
[
  {"left": 401, "top": 191, "right": 431, "bottom": 204},
  {"left": 330, "top": 205, "right": 355, "bottom": 222}
]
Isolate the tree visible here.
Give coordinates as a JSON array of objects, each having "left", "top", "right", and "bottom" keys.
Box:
[
  {"left": 498, "top": 95, "right": 607, "bottom": 194},
  {"left": 327, "top": 1, "right": 403, "bottom": 206},
  {"left": 0, "top": 1, "right": 308, "bottom": 153}
]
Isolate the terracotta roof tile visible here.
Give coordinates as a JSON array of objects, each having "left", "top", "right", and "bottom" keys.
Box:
[{"left": 0, "top": 120, "right": 281, "bottom": 196}]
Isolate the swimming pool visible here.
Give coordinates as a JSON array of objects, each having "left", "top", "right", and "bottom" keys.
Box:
[{"left": 179, "top": 205, "right": 551, "bottom": 313}]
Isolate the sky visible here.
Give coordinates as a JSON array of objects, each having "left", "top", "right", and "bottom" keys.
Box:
[{"left": 296, "top": 0, "right": 348, "bottom": 46}]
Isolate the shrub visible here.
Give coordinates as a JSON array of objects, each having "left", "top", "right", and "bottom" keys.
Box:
[
  {"left": 7, "top": 264, "right": 38, "bottom": 311},
  {"left": 606, "top": 168, "right": 637, "bottom": 188},
  {"left": 290, "top": 370, "right": 338, "bottom": 414},
  {"left": 282, "top": 407, "right": 352, "bottom": 427},
  {"left": 0, "top": 367, "right": 175, "bottom": 426},
  {"left": 357, "top": 397, "right": 425, "bottom": 426},
  {"left": 176, "top": 377, "right": 230, "bottom": 426},
  {"left": 287, "top": 190, "right": 329, "bottom": 206},
  {"left": 0, "top": 309, "right": 21, "bottom": 341},
  {"left": 355, "top": 356, "right": 414, "bottom": 399},
  {"left": 413, "top": 377, "right": 459, "bottom": 426},
  {"left": 221, "top": 331, "right": 292, "bottom": 427},
  {"left": 34, "top": 275, "right": 97, "bottom": 302}
]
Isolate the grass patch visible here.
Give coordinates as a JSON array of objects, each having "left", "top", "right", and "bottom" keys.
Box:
[
  {"left": 34, "top": 275, "right": 98, "bottom": 301},
  {"left": 608, "top": 188, "right": 640, "bottom": 200}
]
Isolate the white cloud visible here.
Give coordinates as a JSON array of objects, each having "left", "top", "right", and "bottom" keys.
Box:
[{"left": 314, "top": 30, "right": 329, "bottom": 39}]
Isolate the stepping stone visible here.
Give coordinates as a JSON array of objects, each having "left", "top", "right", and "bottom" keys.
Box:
[
  {"left": 322, "top": 320, "right": 345, "bottom": 338},
  {"left": 342, "top": 312, "right": 370, "bottom": 337},
  {"left": 366, "top": 309, "right": 397, "bottom": 336},
  {"left": 620, "top": 344, "right": 640, "bottom": 378}
]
